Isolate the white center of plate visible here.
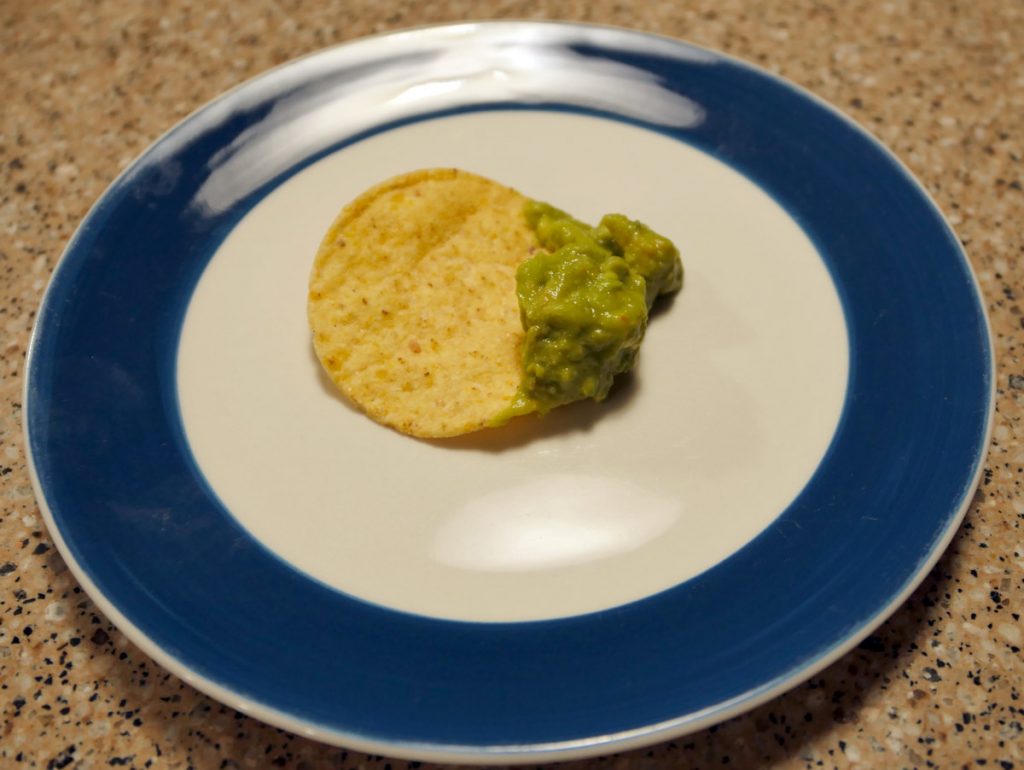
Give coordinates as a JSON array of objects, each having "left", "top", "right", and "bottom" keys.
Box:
[{"left": 177, "top": 111, "right": 848, "bottom": 622}]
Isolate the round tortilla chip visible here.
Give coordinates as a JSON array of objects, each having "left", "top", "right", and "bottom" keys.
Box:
[{"left": 308, "top": 168, "right": 535, "bottom": 438}]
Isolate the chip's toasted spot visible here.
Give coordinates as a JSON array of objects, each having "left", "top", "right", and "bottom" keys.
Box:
[{"left": 308, "top": 168, "right": 535, "bottom": 438}]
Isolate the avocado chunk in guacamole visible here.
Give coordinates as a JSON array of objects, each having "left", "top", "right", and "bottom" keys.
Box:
[{"left": 497, "top": 201, "right": 683, "bottom": 420}]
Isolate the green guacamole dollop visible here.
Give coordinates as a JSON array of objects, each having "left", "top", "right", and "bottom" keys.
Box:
[{"left": 496, "top": 201, "right": 683, "bottom": 421}]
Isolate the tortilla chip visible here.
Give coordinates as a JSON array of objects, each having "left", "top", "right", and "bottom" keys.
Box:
[{"left": 308, "top": 168, "right": 535, "bottom": 437}]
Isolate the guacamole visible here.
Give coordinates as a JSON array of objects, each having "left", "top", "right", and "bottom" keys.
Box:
[{"left": 497, "top": 201, "right": 683, "bottom": 420}]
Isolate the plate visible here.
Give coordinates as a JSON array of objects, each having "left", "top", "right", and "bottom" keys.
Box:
[{"left": 24, "top": 22, "right": 993, "bottom": 763}]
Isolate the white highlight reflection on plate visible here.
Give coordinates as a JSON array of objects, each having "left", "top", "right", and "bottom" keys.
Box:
[
  {"left": 177, "top": 110, "right": 849, "bottom": 622},
  {"left": 432, "top": 474, "right": 680, "bottom": 572},
  {"left": 191, "top": 27, "right": 705, "bottom": 214}
]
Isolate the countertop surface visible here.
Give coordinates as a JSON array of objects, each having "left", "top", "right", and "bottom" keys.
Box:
[{"left": 2, "top": 1, "right": 1022, "bottom": 768}]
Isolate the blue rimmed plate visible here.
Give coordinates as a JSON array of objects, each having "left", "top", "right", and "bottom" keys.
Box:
[{"left": 24, "top": 22, "right": 992, "bottom": 763}]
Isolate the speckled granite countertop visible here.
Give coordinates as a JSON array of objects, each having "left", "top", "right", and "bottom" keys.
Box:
[{"left": 2, "top": 1, "right": 1022, "bottom": 768}]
